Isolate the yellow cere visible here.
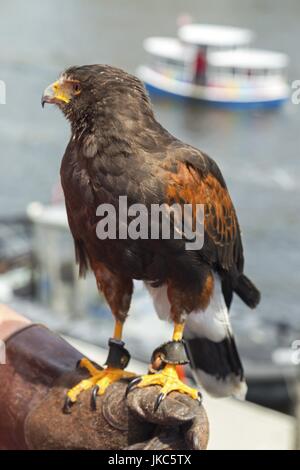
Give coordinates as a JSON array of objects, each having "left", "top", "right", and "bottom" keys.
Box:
[{"left": 52, "top": 80, "right": 70, "bottom": 103}]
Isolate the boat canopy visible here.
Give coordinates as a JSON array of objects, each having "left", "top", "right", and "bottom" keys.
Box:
[
  {"left": 178, "top": 24, "right": 253, "bottom": 47},
  {"left": 143, "top": 37, "right": 192, "bottom": 61},
  {"left": 208, "top": 49, "right": 289, "bottom": 70}
]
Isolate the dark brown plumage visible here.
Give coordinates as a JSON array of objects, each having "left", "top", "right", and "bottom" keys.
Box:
[{"left": 42, "top": 64, "right": 260, "bottom": 405}]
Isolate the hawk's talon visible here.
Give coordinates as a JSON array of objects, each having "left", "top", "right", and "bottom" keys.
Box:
[
  {"left": 197, "top": 391, "right": 203, "bottom": 405},
  {"left": 125, "top": 377, "right": 142, "bottom": 397},
  {"left": 91, "top": 385, "right": 99, "bottom": 410},
  {"left": 127, "top": 363, "right": 200, "bottom": 410},
  {"left": 154, "top": 392, "right": 165, "bottom": 411},
  {"left": 64, "top": 357, "right": 136, "bottom": 411},
  {"left": 62, "top": 396, "right": 74, "bottom": 414}
]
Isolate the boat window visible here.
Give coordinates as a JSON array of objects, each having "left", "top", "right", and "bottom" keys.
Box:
[{"left": 147, "top": 54, "right": 187, "bottom": 81}]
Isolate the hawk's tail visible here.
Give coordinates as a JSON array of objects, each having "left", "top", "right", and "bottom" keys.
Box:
[
  {"left": 185, "top": 332, "right": 246, "bottom": 399},
  {"left": 234, "top": 274, "right": 261, "bottom": 309},
  {"left": 184, "top": 273, "right": 247, "bottom": 399}
]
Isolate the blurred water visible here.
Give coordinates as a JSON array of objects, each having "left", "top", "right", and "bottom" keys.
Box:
[{"left": 0, "top": 0, "right": 299, "bottom": 329}]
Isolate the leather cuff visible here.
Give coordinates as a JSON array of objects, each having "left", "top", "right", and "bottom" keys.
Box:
[
  {"left": 105, "top": 338, "right": 131, "bottom": 369},
  {"left": 151, "top": 340, "right": 189, "bottom": 366}
]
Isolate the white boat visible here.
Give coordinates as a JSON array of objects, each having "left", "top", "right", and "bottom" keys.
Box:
[{"left": 137, "top": 24, "right": 289, "bottom": 109}]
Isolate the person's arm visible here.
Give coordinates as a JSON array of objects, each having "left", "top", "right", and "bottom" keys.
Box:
[{"left": 0, "top": 304, "right": 31, "bottom": 341}]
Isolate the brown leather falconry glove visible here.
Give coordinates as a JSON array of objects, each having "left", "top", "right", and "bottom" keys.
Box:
[{"left": 0, "top": 310, "right": 208, "bottom": 450}]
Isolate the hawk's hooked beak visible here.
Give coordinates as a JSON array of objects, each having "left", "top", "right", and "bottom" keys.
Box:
[{"left": 41, "top": 79, "right": 71, "bottom": 108}]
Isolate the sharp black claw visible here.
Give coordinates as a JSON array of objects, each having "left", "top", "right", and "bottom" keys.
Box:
[
  {"left": 197, "top": 391, "right": 203, "bottom": 405},
  {"left": 76, "top": 359, "right": 83, "bottom": 369},
  {"left": 62, "top": 396, "right": 74, "bottom": 414},
  {"left": 91, "top": 385, "right": 99, "bottom": 410},
  {"left": 125, "top": 377, "right": 142, "bottom": 397},
  {"left": 154, "top": 392, "right": 165, "bottom": 411}
]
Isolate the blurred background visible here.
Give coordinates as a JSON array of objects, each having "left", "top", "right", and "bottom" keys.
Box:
[{"left": 0, "top": 0, "right": 300, "bottom": 448}]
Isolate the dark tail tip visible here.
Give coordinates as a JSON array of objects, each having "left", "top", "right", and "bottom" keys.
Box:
[
  {"left": 185, "top": 334, "right": 246, "bottom": 399},
  {"left": 234, "top": 274, "right": 261, "bottom": 309}
]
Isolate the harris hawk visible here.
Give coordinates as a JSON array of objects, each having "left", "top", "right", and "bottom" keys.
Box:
[{"left": 42, "top": 65, "right": 260, "bottom": 412}]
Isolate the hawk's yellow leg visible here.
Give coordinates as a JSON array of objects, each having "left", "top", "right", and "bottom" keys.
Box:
[
  {"left": 127, "top": 323, "right": 201, "bottom": 410},
  {"left": 64, "top": 320, "right": 135, "bottom": 412}
]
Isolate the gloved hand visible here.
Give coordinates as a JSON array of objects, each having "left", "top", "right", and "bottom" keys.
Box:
[
  {"left": 126, "top": 385, "right": 209, "bottom": 450},
  {"left": 0, "top": 318, "right": 208, "bottom": 450}
]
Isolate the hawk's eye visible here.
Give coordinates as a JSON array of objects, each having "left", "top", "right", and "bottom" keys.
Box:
[{"left": 73, "top": 82, "right": 81, "bottom": 94}]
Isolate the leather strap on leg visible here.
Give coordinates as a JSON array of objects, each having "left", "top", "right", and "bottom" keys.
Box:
[
  {"left": 105, "top": 338, "right": 130, "bottom": 369},
  {"left": 151, "top": 340, "right": 189, "bottom": 367}
]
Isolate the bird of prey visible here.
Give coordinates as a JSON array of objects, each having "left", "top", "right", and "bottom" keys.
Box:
[{"left": 42, "top": 65, "right": 260, "bottom": 412}]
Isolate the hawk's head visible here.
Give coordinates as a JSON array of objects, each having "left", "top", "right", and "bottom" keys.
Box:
[{"left": 42, "top": 64, "right": 152, "bottom": 130}]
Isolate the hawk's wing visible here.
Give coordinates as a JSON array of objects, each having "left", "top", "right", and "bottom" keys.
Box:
[{"left": 163, "top": 145, "right": 244, "bottom": 276}]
